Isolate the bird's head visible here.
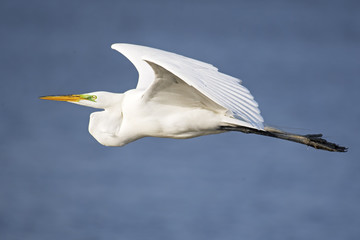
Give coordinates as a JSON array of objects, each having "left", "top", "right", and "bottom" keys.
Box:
[{"left": 40, "top": 91, "right": 123, "bottom": 109}]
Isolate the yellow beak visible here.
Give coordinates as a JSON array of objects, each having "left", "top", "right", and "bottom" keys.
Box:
[{"left": 39, "top": 95, "right": 82, "bottom": 102}]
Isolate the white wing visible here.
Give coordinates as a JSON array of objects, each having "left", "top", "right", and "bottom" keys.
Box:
[{"left": 111, "top": 43, "right": 264, "bottom": 129}]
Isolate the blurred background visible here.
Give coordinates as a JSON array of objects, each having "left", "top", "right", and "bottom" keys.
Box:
[{"left": 0, "top": 0, "right": 359, "bottom": 239}]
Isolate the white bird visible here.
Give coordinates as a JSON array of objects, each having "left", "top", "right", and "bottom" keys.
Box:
[{"left": 40, "top": 43, "right": 346, "bottom": 152}]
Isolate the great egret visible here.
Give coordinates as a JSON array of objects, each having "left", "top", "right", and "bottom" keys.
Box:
[{"left": 40, "top": 43, "right": 346, "bottom": 152}]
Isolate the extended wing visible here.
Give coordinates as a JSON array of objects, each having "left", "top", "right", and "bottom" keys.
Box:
[{"left": 111, "top": 43, "right": 264, "bottom": 129}]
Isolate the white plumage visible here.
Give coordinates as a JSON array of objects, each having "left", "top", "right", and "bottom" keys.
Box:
[
  {"left": 111, "top": 43, "right": 264, "bottom": 130},
  {"left": 40, "top": 43, "right": 347, "bottom": 152},
  {"left": 41, "top": 43, "right": 264, "bottom": 146}
]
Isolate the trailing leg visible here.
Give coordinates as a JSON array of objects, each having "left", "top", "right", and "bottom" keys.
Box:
[{"left": 219, "top": 125, "right": 347, "bottom": 152}]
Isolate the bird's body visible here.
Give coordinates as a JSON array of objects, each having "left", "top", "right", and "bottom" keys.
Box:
[
  {"left": 87, "top": 88, "right": 233, "bottom": 146},
  {"left": 120, "top": 89, "right": 222, "bottom": 139},
  {"left": 40, "top": 43, "right": 346, "bottom": 152}
]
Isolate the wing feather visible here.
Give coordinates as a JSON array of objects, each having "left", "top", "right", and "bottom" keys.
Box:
[{"left": 111, "top": 43, "right": 264, "bottom": 129}]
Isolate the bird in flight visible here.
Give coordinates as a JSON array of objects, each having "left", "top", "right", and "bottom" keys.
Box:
[{"left": 40, "top": 43, "right": 346, "bottom": 152}]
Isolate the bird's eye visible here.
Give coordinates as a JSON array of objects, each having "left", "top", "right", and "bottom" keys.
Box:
[{"left": 89, "top": 95, "right": 97, "bottom": 102}]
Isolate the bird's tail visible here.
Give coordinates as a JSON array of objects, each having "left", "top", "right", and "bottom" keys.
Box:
[{"left": 219, "top": 125, "right": 347, "bottom": 152}]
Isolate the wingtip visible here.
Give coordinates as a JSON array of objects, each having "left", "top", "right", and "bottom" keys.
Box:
[
  {"left": 111, "top": 43, "right": 119, "bottom": 50},
  {"left": 111, "top": 43, "right": 136, "bottom": 50}
]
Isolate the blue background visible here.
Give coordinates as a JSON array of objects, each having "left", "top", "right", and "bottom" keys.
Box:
[{"left": 1, "top": 0, "right": 359, "bottom": 239}]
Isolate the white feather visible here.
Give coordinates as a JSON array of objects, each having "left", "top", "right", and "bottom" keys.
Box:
[{"left": 111, "top": 43, "right": 264, "bottom": 130}]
